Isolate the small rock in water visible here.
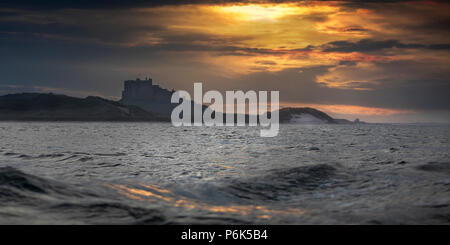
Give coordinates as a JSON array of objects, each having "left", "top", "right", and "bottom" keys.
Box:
[
  {"left": 397, "top": 161, "right": 407, "bottom": 165},
  {"left": 309, "top": 147, "right": 320, "bottom": 151}
]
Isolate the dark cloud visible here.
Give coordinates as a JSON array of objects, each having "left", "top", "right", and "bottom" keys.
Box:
[
  {"left": 0, "top": 0, "right": 215, "bottom": 10},
  {"left": 320, "top": 39, "right": 450, "bottom": 53},
  {"left": 338, "top": 0, "right": 447, "bottom": 10},
  {"left": 0, "top": 0, "right": 263, "bottom": 10},
  {"left": 1, "top": 0, "right": 443, "bottom": 10},
  {"left": 0, "top": 10, "right": 20, "bottom": 17},
  {"left": 428, "top": 44, "right": 450, "bottom": 50}
]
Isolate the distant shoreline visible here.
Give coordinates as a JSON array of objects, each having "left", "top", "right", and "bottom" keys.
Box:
[{"left": 0, "top": 92, "right": 369, "bottom": 124}]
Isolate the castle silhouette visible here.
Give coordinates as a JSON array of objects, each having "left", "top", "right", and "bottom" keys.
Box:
[{"left": 120, "top": 78, "right": 176, "bottom": 116}]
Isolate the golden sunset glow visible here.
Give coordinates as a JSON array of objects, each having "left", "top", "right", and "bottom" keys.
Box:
[
  {"left": 213, "top": 3, "right": 325, "bottom": 21},
  {"left": 110, "top": 184, "right": 306, "bottom": 219},
  {"left": 132, "top": 2, "right": 409, "bottom": 79}
]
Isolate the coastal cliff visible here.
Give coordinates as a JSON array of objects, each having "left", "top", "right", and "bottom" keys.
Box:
[
  {"left": 0, "top": 93, "right": 357, "bottom": 124},
  {"left": 0, "top": 93, "right": 169, "bottom": 121},
  {"left": 272, "top": 107, "right": 353, "bottom": 124}
]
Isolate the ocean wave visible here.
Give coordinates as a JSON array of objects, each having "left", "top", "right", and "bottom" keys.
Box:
[
  {"left": 0, "top": 167, "right": 85, "bottom": 201},
  {"left": 223, "top": 164, "right": 350, "bottom": 201},
  {"left": 49, "top": 202, "right": 166, "bottom": 225},
  {"left": 0, "top": 167, "right": 169, "bottom": 224}
]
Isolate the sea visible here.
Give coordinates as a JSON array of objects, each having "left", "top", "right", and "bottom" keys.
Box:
[{"left": 0, "top": 122, "right": 449, "bottom": 224}]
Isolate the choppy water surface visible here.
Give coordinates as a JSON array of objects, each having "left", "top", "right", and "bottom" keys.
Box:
[{"left": 0, "top": 122, "right": 449, "bottom": 224}]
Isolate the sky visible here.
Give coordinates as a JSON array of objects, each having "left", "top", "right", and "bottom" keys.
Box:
[{"left": 0, "top": 0, "right": 449, "bottom": 122}]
